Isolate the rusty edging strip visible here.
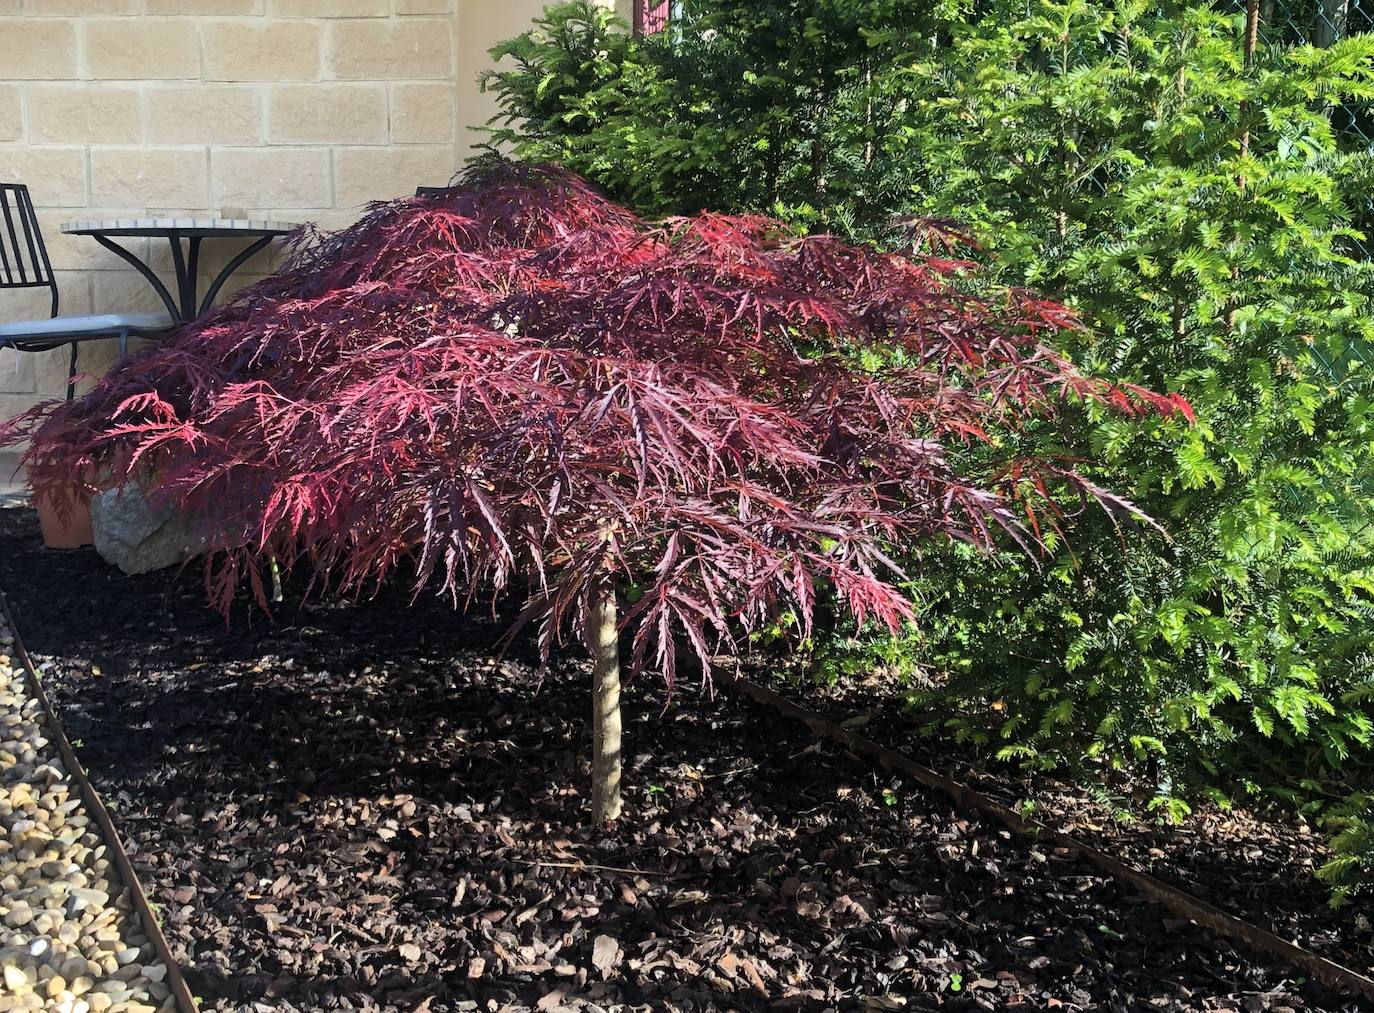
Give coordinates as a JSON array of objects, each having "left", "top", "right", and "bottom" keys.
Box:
[
  {"left": 0, "top": 589, "right": 200, "bottom": 1013},
  {"left": 721, "top": 673, "right": 1374, "bottom": 1004}
]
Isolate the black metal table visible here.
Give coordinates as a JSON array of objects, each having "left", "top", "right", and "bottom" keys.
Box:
[{"left": 60, "top": 217, "right": 298, "bottom": 324}]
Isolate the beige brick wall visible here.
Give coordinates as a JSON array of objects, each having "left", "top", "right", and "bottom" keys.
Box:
[{"left": 1, "top": 0, "right": 585, "bottom": 416}]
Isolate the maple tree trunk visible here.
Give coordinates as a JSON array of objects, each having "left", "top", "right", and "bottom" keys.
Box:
[{"left": 587, "top": 581, "right": 623, "bottom": 823}]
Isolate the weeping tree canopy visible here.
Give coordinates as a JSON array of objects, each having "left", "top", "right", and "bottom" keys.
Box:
[{"left": 5, "top": 165, "right": 1186, "bottom": 691}]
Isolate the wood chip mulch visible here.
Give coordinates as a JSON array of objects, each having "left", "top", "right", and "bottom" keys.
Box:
[
  {"left": 0, "top": 506, "right": 1366, "bottom": 1013},
  {"left": 801, "top": 672, "right": 1374, "bottom": 981}
]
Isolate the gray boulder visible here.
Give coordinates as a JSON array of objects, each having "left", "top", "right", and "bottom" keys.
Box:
[{"left": 91, "top": 486, "right": 206, "bottom": 575}]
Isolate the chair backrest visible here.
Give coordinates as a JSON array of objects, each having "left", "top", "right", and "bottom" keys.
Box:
[{"left": 0, "top": 184, "right": 58, "bottom": 317}]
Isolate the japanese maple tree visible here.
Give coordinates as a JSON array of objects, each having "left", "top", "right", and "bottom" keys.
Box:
[{"left": 4, "top": 165, "right": 1187, "bottom": 822}]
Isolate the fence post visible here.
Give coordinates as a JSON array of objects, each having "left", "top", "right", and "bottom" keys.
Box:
[{"left": 1315, "top": 0, "right": 1349, "bottom": 47}]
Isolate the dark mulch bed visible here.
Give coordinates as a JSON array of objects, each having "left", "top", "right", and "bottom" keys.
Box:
[
  {"left": 794, "top": 677, "right": 1374, "bottom": 981},
  {"left": 0, "top": 505, "right": 1366, "bottom": 1013}
]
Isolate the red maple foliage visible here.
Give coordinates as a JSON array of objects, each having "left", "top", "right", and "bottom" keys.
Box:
[{"left": 5, "top": 166, "right": 1188, "bottom": 688}]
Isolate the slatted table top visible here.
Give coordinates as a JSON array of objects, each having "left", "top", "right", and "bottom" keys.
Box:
[{"left": 60, "top": 217, "right": 299, "bottom": 238}]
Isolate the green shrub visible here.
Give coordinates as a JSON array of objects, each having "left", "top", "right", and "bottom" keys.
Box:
[
  {"left": 1319, "top": 792, "right": 1374, "bottom": 904},
  {"left": 484, "top": 0, "right": 1374, "bottom": 885},
  {"left": 881, "top": 1, "right": 1374, "bottom": 809},
  {"left": 481, "top": 0, "right": 939, "bottom": 227}
]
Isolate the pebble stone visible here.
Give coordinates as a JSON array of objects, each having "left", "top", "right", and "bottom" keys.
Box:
[{"left": 0, "top": 615, "right": 174, "bottom": 1013}]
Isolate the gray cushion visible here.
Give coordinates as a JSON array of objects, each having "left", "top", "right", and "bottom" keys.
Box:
[{"left": 0, "top": 312, "right": 174, "bottom": 343}]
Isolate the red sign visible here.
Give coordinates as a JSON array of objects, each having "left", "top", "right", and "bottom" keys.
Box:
[{"left": 635, "top": 0, "right": 672, "bottom": 34}]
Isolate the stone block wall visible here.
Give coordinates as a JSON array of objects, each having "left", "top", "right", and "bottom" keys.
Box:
[{"left": 0, "top": 0, "right": 486, "bottom": 417}]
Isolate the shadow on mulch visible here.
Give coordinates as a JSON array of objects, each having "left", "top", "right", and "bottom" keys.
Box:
[
  {"left": 0, "top": 505, "right": 1367, "bottom": 1013},
  {"left": 803, "top": 678, "right": 1372, "bottom": 977}
]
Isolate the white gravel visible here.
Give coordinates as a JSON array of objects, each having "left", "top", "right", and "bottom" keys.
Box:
[{"left": 0, "top": 613, "right": 174, "bottom": 1013}]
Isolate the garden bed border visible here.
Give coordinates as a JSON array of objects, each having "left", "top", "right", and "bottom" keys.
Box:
[
  {"left": 721, "top": 673, "right": 1374, "bottom": 1004},
  {"left": 0, "top": 588, "right": 200, "bottom": 1013}
]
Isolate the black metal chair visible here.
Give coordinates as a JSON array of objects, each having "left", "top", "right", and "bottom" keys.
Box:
[{"left": 0, "top": 183, "right": 173, "bottom": 401}]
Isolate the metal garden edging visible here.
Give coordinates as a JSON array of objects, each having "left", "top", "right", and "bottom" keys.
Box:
[
  {"left": 721, "top": 673, "right": 1374, "bottom": 1005},
  {"left": 0, "top": 589, "right": 199, "bottom": 1013}
]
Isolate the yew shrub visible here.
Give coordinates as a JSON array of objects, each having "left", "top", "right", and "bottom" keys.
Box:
[{"left": 4, "top": 166, "right": 1184, "bottom": 820}]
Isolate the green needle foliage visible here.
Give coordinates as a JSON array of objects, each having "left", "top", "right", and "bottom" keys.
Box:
[
  {"left": 485, "top": 0, "right": 1374, "bottom": 897},
  {"left": 481, "top": 0, "right": 942, "bottom": 227},
  {"left": 1318, "top": 791, "right": 1374, "bottom": 904},
  {"left": 883, "top": 1, "right": 1374, "bottom": 810}
]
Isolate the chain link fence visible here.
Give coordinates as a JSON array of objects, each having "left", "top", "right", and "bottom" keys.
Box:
[{"left": 1257, "top": 0, "right": 1370, "bottom": 48}]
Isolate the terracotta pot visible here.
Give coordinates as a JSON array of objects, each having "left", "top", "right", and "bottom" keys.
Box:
[{"left": 27, "top": 464, "right": 95, "bottom": 550}]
